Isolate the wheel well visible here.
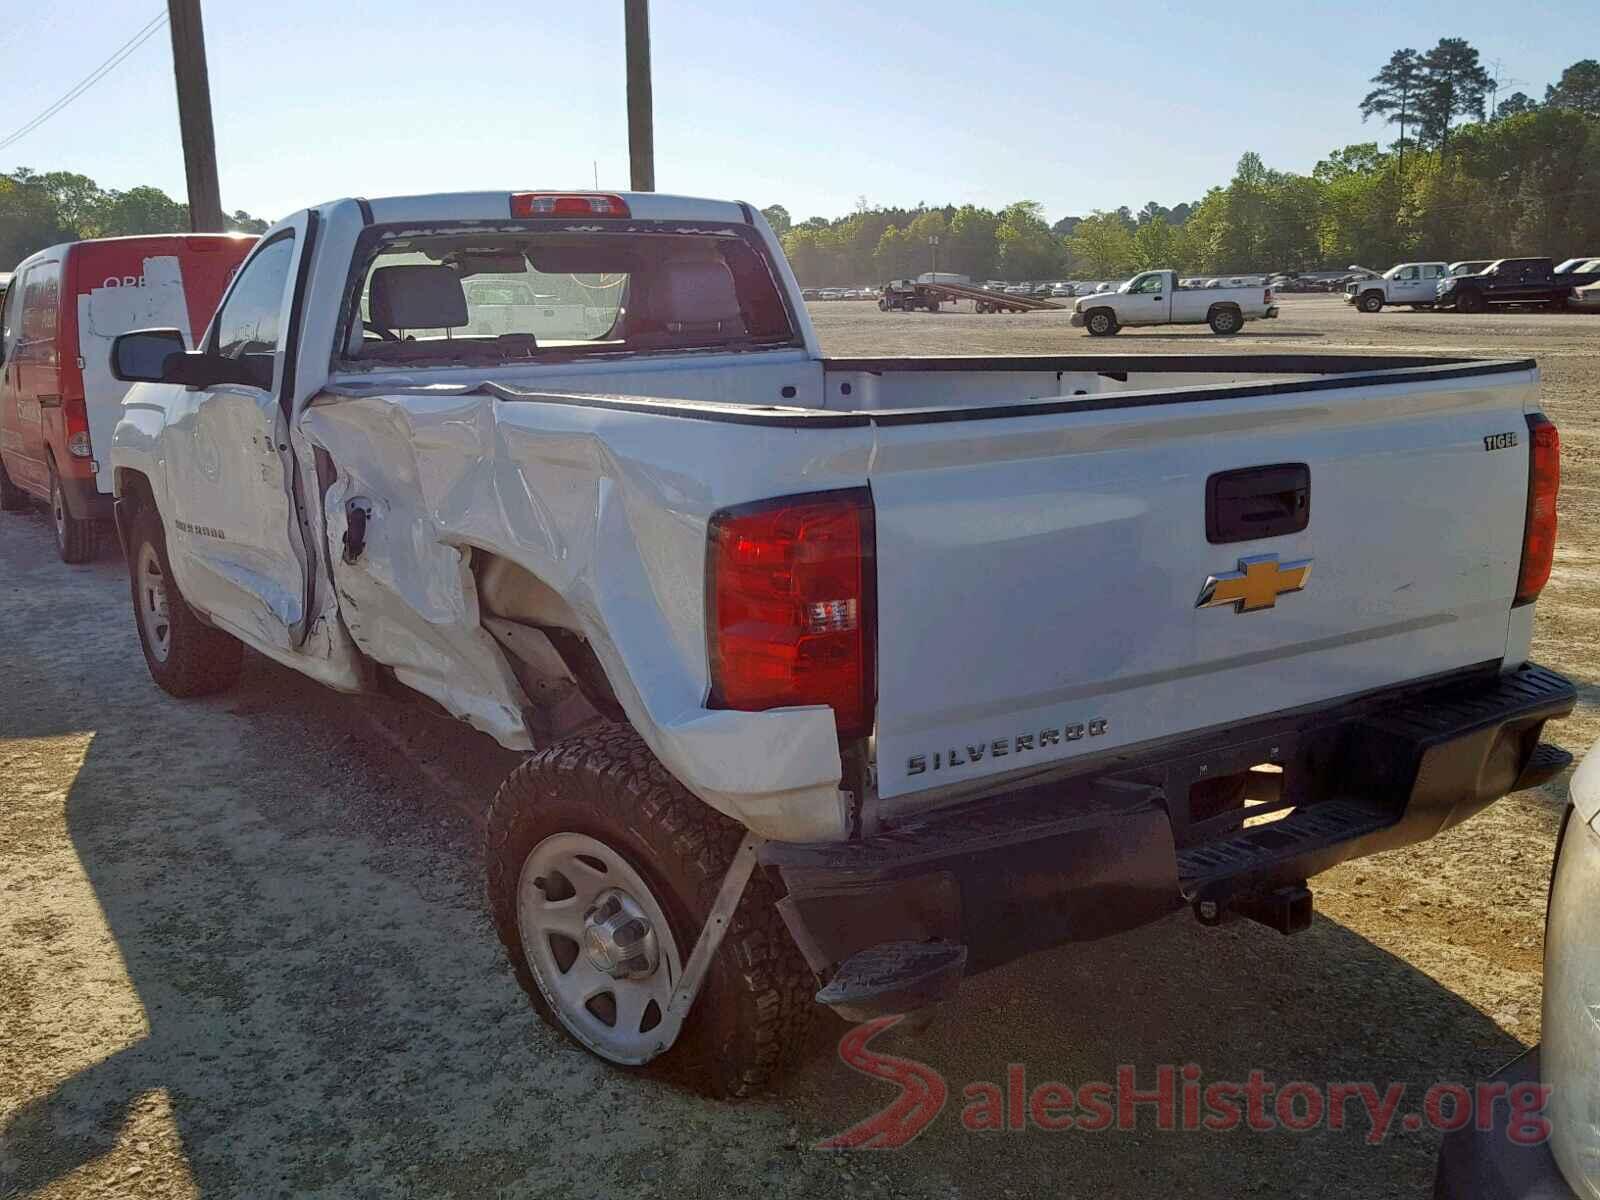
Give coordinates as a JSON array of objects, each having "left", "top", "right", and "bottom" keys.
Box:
[
  {"left": 115, "top": 467, "right": 154, "bottom": 516},
  {"left": 1208, "top": 302, "right": 1242, "bottom": 317},
  {"left": 473, "top": 552, "right": 625, "bottom": 723}
]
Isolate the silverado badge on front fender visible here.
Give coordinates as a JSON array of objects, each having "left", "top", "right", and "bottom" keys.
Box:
[{"left": 1196, "top": 554, "right": 1312, "bottom": 613}]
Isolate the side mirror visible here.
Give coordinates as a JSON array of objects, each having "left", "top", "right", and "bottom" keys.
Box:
[
  {"left": 110, "top": 328, "right": 272, "bottom": 390},
  {"left": 111, "top": 329, "right": 188, "bottom": 383}
]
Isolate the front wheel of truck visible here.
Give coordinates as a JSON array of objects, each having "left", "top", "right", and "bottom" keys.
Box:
[
  {"left": 484, "top": 728, "right": 814, "bottom": 1098},
  {"left": 126, "top": 505, "right": 243, "bottom": 698}
]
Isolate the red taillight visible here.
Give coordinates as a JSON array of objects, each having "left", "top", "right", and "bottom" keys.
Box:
[
  {"left": 707, "top": 489, "right": 875, "bottom": 739},
  {"left": 64, "top": 397, "right": 91, "bottom": 451},
  {"left": 1264, "top": 288, "right": 1272, "bottom": 303},
  {"left": 1516, "top": 414, "right": 1560, "bottom": 606},
  {"left": 510, "top": 192, "right": 630, "bottom": 218}
]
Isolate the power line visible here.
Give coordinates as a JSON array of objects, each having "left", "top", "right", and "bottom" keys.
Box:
[{"left": 0, "top": 12, "right": 169, "bottom": 155}]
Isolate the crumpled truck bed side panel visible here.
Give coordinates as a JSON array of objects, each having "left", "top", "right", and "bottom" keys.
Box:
[{"left": 299, "top": 389, "right": 876, "bottom": 842}]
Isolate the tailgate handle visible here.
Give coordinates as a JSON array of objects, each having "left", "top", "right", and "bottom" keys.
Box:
[{"left": 1206, "top": 463, "right": 1309, "bottom": 544}]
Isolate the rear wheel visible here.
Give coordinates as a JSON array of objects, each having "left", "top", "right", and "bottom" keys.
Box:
[
  {"left": 50, "top": 467, "right": 97, "bottom": 563},
  {"left": 485, "top": 728, "right": 814, "bottom": 1098},
  {"left": 1208, "top": 306, "right": 1243, "bottom": 335},
  {"left": 127, "top": 505, "right": 243, "bottom": 697},
  {"left": 0, "top": 455, "right": 27, "bottom": 511},
  {"left": 1085, "top": 308, "right": 1119, "bottom": 336}
]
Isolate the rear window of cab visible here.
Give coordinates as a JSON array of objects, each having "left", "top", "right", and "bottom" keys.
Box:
[{"left": 338, "top": 223, "right": 800, "bottom": 369}]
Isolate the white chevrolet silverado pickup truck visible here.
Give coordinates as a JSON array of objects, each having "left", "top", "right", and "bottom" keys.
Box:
[
  {"left": 108, "top": 190, "right": 1574, "bottom": 1096},
  {"left": 1070, "top": 269, "right": 1278, "bottom": 335}
]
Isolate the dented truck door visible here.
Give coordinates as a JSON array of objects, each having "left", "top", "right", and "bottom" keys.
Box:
[{"left": 161, "top": 219, "right": 315, "bottom": 653}]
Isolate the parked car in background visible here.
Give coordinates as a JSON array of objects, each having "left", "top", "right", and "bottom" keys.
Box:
[
  {"left": 1344, "top": 261, "right": 1449, "bottom": 312},
  {"left": 1050, "top": 283, "right": 1074, "bottom": 297},
  {"left": 1435, "top": 257, "right": 1600, "bottom": 312},
  {"left": 1435, "top": 738, "right": 1600, "bottom": 1199},
  {"left": 0, "top": 233, "right": 256, "bottom": 562},
  {"left": 1568, "top": 262, "right": 1600, "bottom": 312},
  {"left": 1555, "top": 256, "right": 1600, "bottom": 275},
  {"left": 1447, "top": 260, "right": 1494, "bottom": 278},
  {"left": 1072, "top": 269, "right": 1277, "bottom": 335}
]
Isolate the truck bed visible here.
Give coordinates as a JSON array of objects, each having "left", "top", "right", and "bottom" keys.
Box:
[{"left": 310, "top": 351, "right": 1540, "bottom": 839}]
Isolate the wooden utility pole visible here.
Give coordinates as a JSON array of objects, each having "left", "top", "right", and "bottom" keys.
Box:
[
  {"left": 624, "top": 0, "right": 654, "bottom": 192},
  {"left": 167, "top": 0, "right": 224, "bottom": 232}
]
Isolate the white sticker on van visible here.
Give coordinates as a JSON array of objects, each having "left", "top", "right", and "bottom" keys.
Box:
[{"left": 78, "top": 256, "right": 195, "bottom": 492}]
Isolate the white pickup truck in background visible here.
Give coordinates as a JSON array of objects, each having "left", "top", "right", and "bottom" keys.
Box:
[
  {"left": 108, "top": 190, "right": 1573, "bottom": 1096},
  {"left": 1071, "top": 269, "right": 1278, "bottom": 335},
  {"left": 1345, "top": 261, "right": 1451, "bottom": 311}
]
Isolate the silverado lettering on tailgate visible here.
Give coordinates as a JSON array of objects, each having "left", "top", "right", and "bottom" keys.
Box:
[{"left": 907, "top": 718, "right": 1109, "bottom": 776}]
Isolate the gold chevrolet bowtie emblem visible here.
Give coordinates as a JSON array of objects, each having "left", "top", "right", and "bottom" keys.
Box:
[{"left": 1196, "top": 554, "right": 1313, "bottom": 613}]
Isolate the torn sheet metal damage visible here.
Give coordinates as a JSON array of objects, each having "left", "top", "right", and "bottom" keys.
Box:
[{"left": 299, "top": 390, "right": 851, "bottom": 841}]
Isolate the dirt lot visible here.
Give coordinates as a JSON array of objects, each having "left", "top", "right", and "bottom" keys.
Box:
[{"left": 3, "top": 293, "right": 1597, "bottom": 1198}]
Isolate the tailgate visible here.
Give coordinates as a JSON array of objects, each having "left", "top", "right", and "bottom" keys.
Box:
[{"left": 868, "top": 369, "right": 1537, "bottom": 805}]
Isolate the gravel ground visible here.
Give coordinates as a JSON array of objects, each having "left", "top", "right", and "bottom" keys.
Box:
[{"left": 3, "top": 292, "right": 1596, "bottom": 1198}]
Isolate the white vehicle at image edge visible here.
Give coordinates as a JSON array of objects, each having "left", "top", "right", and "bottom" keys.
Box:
[
  {"left": 1070, "top": 269, "right": 1277, "bottom": 335},
  {"left": 1435, "top": 736, "right": 1600, "bottom": 1199},
  {"left": 1343, "top": 261, "right": 1450, "bottom": 311},
  {"left": 109, "top": 189, "right": 1575, "bottom": 1096}
]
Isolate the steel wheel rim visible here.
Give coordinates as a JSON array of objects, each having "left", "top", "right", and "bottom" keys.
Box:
[
  {"left": 1090, "top": 314, "right": 1108, "bottom": 333},
  {"left": 137, "top": 543, "right": 173, "bottom": 663},
  {"left": 517, "top": 831, "right": 683, "bottom": 1065}
]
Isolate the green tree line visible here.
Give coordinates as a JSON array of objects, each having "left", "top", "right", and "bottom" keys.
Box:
[
  {"left": 1, "top": 168, "right": 271, "bottom": 268},
  {"left": 772, "top": 47, "right": 1600, "bottom": 285}
]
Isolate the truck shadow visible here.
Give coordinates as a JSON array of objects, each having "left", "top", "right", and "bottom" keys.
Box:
[
  {"left": 1100, "top": 329, "right": 1328, "bottom": 341},
  {"left": 0, "top": 510, "right": 1544, "bottom": 1197}
]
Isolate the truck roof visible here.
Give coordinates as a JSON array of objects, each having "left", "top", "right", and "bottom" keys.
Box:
[{"left": 319, "top": 191, "right": 755, "bottom": 228}]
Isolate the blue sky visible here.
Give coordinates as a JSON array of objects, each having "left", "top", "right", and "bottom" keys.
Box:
[{"left": 2, "top": 0, "right": 1592, "bottom": 225}]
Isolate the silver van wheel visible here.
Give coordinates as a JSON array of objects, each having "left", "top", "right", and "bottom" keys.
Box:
[
  {"left": 137, "top": 543, "right": 173, "bottom": 663},
  {"left": 516, "top": 832, "right": 683, "bottom": 1065}
]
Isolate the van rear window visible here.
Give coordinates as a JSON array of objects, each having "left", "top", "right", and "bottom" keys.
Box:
[{"left": 340, "top": 225, "right": 799, "bottom": 367}]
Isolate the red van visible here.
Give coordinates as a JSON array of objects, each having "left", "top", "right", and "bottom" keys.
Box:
[{"left": 0, "top": 234, "right": 255, "bottom": 561}]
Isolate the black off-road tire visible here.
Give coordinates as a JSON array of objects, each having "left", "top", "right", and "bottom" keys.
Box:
[
  {"left": 126, "top": 505, "right": 243, "bottom": 697},
  {"left": 0, "top": 455, "right": 27, "bottom": 511},
  {"left": 50, "top": 467, "right": 97, "bottom": 563},
  {"left": 1457, "top": 289, "right": 1487, "bottom": 314},
  {"left": 1084, "top": 308, "right": 1119, "bottom": 336},
  {"left": 1208, "top": 305, "right": 1243, "bottom": 334},
  {"left": 1357, "top": 291, "right": 1384, "bottom": 313},
  {"left": 484, "top": 727, "right": 815, "bottom": 1099}
]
